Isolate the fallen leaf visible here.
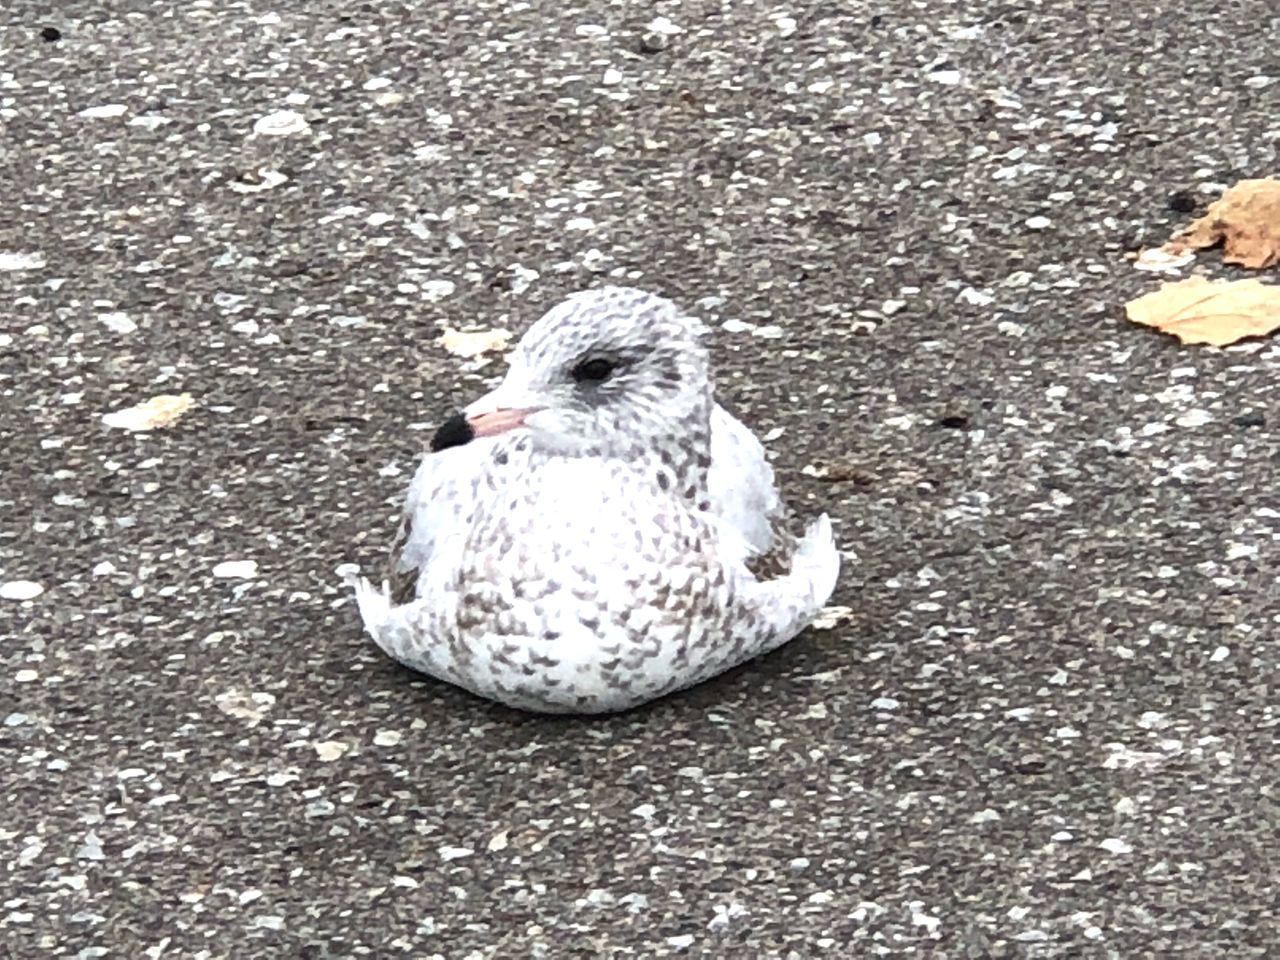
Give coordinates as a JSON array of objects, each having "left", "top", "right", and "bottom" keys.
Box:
[
  {"left": 1168, "top": 177, "right": 1280, "bottom": 269},
  {"left": 438, "top": 327, "right": 511, "bottom": 358},
  {"left": 101, "top": 393, "right": 194, "bottom": 431},
  {"left": 1125, "top": 276, "right": 1280, "bottom": 346}
]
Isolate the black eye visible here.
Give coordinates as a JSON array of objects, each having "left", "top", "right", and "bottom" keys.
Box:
[{"left": 572, "top": 357, "right": 616, "bottom": 384}]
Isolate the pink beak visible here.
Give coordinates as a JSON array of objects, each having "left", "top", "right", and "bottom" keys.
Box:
[{"left": 467, "top": 407, "right": 539, "bottom": 438}]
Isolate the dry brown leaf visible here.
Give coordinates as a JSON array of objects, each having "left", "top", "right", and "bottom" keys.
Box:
[
  {"left": 1125, "top": 276, "right": 1280, "bottom": 346},
  {"left": 101, "top": 393, "right": 195, "bottom": 431},
  {"left": 438, "top": 327, "right": 511, "bottom": 358},
  {"left": 1168, "top": 178, "right": 1280, "bottom": 269}
]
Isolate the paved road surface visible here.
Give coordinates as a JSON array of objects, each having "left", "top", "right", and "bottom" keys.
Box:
[{"left": 2, "top": 1, "right": 1278, "bottom": 957}]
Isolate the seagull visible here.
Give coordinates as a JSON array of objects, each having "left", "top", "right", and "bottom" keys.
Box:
[{"left": 354, "top": 286, "right": 840, "bottom": 713}]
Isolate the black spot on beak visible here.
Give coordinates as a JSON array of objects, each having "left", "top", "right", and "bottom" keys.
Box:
[{"left": 430, "top": 412, "right": 474, "bottom": 453}]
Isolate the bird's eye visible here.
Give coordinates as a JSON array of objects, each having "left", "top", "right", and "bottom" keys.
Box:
[{"left": 571, "top": 357, "right": 616, "bottom": 384}]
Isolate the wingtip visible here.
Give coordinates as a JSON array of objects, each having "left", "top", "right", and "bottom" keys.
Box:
[
  {"left": 798, "top": 513, "right": 840, "bottom": 605},
  {"left": 353, "top": 576, "right": 392, "bottom": 632}
]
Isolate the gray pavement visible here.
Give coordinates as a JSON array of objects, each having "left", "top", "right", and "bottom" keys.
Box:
[{"left": 2, "top": 1, "right": 1279, "bottom": 956}]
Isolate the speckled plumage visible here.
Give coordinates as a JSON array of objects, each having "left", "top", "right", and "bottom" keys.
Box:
[{"left": 355, "top": 287, "right": 839, "bottom": 713}]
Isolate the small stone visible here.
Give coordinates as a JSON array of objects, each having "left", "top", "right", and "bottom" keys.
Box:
[
  {"left": 638, "top": 31, "right": 670, "bottom": 53},
  {"left": 228, "top": 169, "right": 289, "bottom": 194},
  {"left": 77, "top": 833, "right": 105, "bottom": 861},
  {"left": 78, "top": 103, "right": 128, "bottom": 119},
  {"left": 811, "top": 605, "right": 853, "bottom": 630},
  {"left": 1099, "top": 837, "right": 1132, "bottom": 855},
  {"left": 1, "top": 580, "right": 44, "bottom": 601},
  {"left": 646, "top": 16, "right": 682, "bottom": 36},
  {"left": 97, "top": 312, "right": 136, "bottom": 334},
  {"left": 957, "top": 287, "right": 994, "bottom": 307},
  {"left": 253, "top": 109, "right": 310, "bottom": 137},
  {"left": 373, "top": 730, "right": 403, "bottom": 747},
  {"left": 438, "top": 846, "right": 474, "bottom": 861},
  {"left": 0, "top": 252, "right": 47, "bottom": 271},
  {"left": 212, "top": 560, "right": 258, "bottom": 579},
  {"left": 214, "top": 690, "right": 275, "bottom": 725},
  {"left": 1175, "top": 409, "right": 1213, "bottom": 428},
  {"left": 314, "top": 741, "right": 348, "bottom": 762},
  {"left": 1025, "top": 216, "right": 1052, "bottom": 230}
]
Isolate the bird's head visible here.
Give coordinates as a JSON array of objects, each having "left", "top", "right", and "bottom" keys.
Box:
[{"left": 434, "top": 287, "right": 713, "bottom": 463}]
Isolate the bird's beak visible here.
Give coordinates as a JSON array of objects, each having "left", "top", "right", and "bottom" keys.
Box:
[
  {"left": 468, "top": 407, "right": 536, "bottom": 437},
  {"left": 431, "top": 385, "right": 547, "bottom": 454},
  {"left": 463, "top": 387, "right": 545, "bottom": 438}
]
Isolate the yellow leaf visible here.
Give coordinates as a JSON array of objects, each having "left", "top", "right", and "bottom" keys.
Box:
[
  {"left": 1168, "top": 177, "right": 1280, "bottom": 269},
  {"left": 101, "top": 393, "right": 195, "bottom": 431},
  {"left": 438, "top": 327, "right": 512, "bottom": 358},
  {"left": 1125, "top": 276, "right": 1280, "bottom": 346}
]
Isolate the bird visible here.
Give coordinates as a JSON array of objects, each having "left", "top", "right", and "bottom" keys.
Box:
[{"left": 354, "top": 286, "right": 840, "bottom": 714}]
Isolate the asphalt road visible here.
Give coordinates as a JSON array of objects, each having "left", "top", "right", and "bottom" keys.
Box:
[{"left": 2, "top": 1, "right": 1279, "bottom": 957}]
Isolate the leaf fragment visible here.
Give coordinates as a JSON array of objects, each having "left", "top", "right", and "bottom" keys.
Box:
[
  {"left": 101, "top": 393, "right": 195, "bottom": 431},
  {"left": 1168, "top": 177, "right": 1280, "bottom": 269},
  {"left": 438, "top": 327, "right": 511, "bottom": 358},
  {"left": 1125, "top": 276, "right": 1280, "bottom": 346}
]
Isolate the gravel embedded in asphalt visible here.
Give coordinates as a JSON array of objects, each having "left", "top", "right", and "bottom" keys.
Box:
[{"left": 2, "top": 1, "right": 1279, "bottom": 956}]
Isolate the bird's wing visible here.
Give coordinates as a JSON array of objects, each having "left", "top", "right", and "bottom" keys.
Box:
[
  {"left": 385, "top": 441, "right": 489, "bottom": 604},
  {"left": 706, "top": 402, "right": 786, "bottom": 566}
]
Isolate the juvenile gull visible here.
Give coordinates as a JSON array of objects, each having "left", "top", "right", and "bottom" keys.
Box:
[{"left": 354, "top": 286, "right": 840, "bottom": 713}]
